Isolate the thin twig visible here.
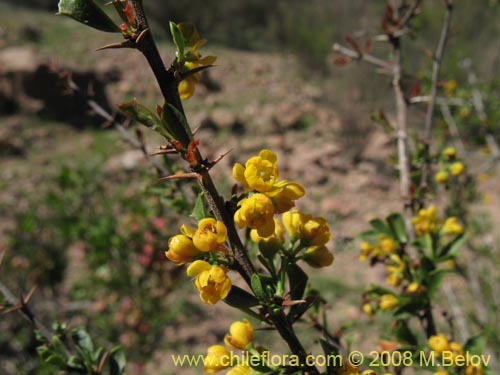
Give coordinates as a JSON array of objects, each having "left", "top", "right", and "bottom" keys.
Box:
[
  {"left": 420, "top": 1, "right": 454, "bottom": 191},
  {"left": 0, "top": 280, "right": 52, "bottom": 341},
  {"left": 442, "top": 281, "right": 469, "bottom": 343},
  {"left": 440, "top": 104, "right": 466, "bottom": 157},
  {"left": 332, "top": 43, "right": 391, "bottom": 70}
]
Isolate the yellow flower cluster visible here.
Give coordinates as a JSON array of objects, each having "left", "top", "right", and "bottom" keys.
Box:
[
  {"left": 434, "top": 147, "right": 465, "bottom": 184},
  {"left": 385, "top": 254, "right": 405, "bottom": 287},
  {"left": 411, "top": 205, "right": 438, "bottom": 236},
  {"left": 165, "top": 219, "right": 231, "bottom": 305},
  {"left": 359, "top": 235, "right": 398, "bottom": 261},
  {"left": 428, "top": 334, "right": 464, "bottom": 366},
  {"left": 233, "top": 150, "right": 305, "bottom": 236},
  {"left": 204, "top": 320, "right": 255, "bottom": 374},
  {"left": 411, "top": 205, "right": 465, "bottom": 238},
  {"left": 234, "top": 151, "right": 333, "bottom": 268}
]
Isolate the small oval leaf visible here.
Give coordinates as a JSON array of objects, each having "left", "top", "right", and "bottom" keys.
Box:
[{"left": 58, "top": 0, "right": 120, "bottom": 33}]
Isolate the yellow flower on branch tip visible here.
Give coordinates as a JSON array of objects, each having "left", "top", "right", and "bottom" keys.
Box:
[
  {"left": 204, "top": 345, "right": 231, "bottom": 373},
  {"left": 441, "top": 217, "right": 464, "bottom": 236},
  {"left": 187, "top": 260, "right": 232, "bottom": 305},
  {"left": 165, "top": 234, "right": 200, "bottom": 265},
  {"left": 362, "top": 303, "right": 374, "bottom": 316},
  {"left": 411, "top": 205, "right": 437, "bottom": 236},
  {"left": 379, "top": 294, "right": 399, "bottom": 310},
  {"left": 435, "top": 170, "right": 449, "bottom": 184},
  {"left": 250, "top": 218, "right": 283, "bottom": 256},
  {"left": 224, "top": 319, "right": 254, "bottom": 350},
  {"left": 450, "top": 161, "right": 465, "bottom": 176},
  {"left": 428, "top": 333, "right": 449, "bottom": 355},
  {"left": 178, "top": 76, "right": 197, "bottom": 99},
  {"left": 233, "top": 149, "right": 279, "bottom": 193},
  {"left": 379, "top": 237, "right": 397, "bottom": 254},
  {"left": 192, "top": 218, "right": 227, "bottom": 252},
  {"left": 303, "top": 245, "right": 334, "bottom": 268},
  {"left": 282, "top": 209, "right": 331, "bottom": 246},
  {"left": 434, "top": 369, "right": 448, "bottom": 375},
  {"left": 386, "top": 273, "right": 401, "bottom": 287},
  {"left": 442, "top": 147, "right": 457, "bottom": 160},
  {"left": 234, "top": 193, "right": 275, "bottom": 237}
]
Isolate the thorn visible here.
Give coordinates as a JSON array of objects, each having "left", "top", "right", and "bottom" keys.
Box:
[
  {"left": 24, "top": 285, "right": 38, "bottom": 304},
  {"left": 134, "top": 28, "right": 149, "bottom": 45},
  {"left": 150, "top": 146, "right": 177, "bottom": 155},
  {"left": 97, "top": 350, "right": 110, "bottom": 373},
  {"left": 0, "top": 248, "right": 6, "bottom": 272},
  {"left": 207, "top": 149, "right": 233, "bottom": 169},
  {"left": 1, "top": 304, "right": 22, "bottom": 316},
  {"left": 282, "top": 299, "right": 307, "bottom": 307},
  {"left": 96, "top": 40, "right": 135, "bottom": 51},
  {"left": 159, "top": 172, "right": 198, "bottom": 181}
]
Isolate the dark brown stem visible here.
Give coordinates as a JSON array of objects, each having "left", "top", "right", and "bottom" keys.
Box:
[
  {"left": 127, "top": 2, "right": 317, "bottom": 371},
  {"left": 420, "top": 1, "right": 454, "bottom": 192}
]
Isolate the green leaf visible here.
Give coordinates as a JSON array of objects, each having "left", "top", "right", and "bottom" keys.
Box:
[
  {"left": 386, "top": 213, "right": 408, "bottom": 243},
  {"left": 71, "top": 328, "right": 94, "bottom": 353},
  {"left": 162, "top": 103, "right": 192, "bottom": 147},
  {"left": 319, "top": 339, "right": 340, "bottom": 375},
  {"left": 464, "top": 332, "right": 488, "bottom": 356},
  {"left": 287, "top": 264, "right": 308, "bottom": 301},
  {"left": 251, "top": 274, "right": 268, "bottom": 301},
  {"left": 369, "top": 218, "right": 392, "bottom": 236},
  {"left": 45, "top": 354, "right": 67, "bottom": 367},
  {"left": 57, "top": 0, "right": 120, "bottom": 33},
  {"left": 177, "top": 23, "right": 201, "bottom": 47},
  {"left": 427, "top": 270, "right": 448, "bottom": 297},
  {"left": 109, "top": 347, "right": 127, "bottom": 375},
  {"left": 191, "top": 192, "right": 208, "bottom": 221},
  {"left": 169, "top": 22, "right": 185, "bottom": 60},
  {"left": 66, "top": 355, "right": 85, "bottom": 370},
  {"left": 118, "top": 99, "right": 173, "bottom": 139},
  {"left": 438, "top": 233, "right": 466, "bottom": 259},
  {"left": 224, "top": 286, "right": 260, "bottom": 308},
  {"left": 393, "top": 320, "right": 418, "bottom": 346}
]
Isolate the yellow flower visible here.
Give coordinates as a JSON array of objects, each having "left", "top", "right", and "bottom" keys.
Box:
[
  {"left": 441, "top": 217, "right": 464, "bottom": 236},
  {"left": 405, "top": 282, "right": 421, "bottom": 294},
  {"left": 361, "top": 371, "right": 377, "bottom": 375},
  {"left": 204, "top": 345, "right": 232, "bottom": 373},
  {"left": 442, "top": 147, "right": 457, "bottom": 160},
  {"left": 411, "top": 205, "right": 437, "bottom": 236},
  {"left": 386, "top": 254, "right": 405, "bottom": 274},
  {"left": 465, "top": 364, "right": 483, "bottom": 375},
  {"left": 386, "top": 273, "right": 401, "bottom": 287},
  {"left": 250, "top": 218, "right": 283, "bottom": 256},
  {"left": 187, "top": 260, "right": 232, "bottom": 305},
  {"left": 224, "top": 319, "right": 254, "bottom": 350},
  {"left": 359, "top": 241, "right": 373, "bottom": 261},
  {"left": 233, "top": 149, "right": 279, "bottom": 193},
  {"left": 178, "top": 75, "right": 197, "bottom": 99},
  {"left": 449, "top": 161, "right": 465, "bottom": 176},
  {"left": 282, "top": 209, "right": 331, "bottom": 246},
  {"left": 435, "top": 170, "right": 449, "bottom": 184},
  {"left": 434, "top": 369, "right": 448, "bottom": 375},
  {"left": 192, "top": 218, "right": 228, "bottom": 252},
  {"left": 266, "top": 180, "right": 305, "bottom": 213},
  {"left": 443, "top": 80, "right": 457, "bottom": 97},
  {"left": 234, "top": 193, "right": 275, "bottom": 237},
  {"left": 165, "top": 234, "right": 200, "bottom": 265},
  {"left": 362, "top": 303, "right": 374, "bottom": 316},
  {"left": 226, "top": 365, "right": 253, "bottom": 375},
  {"left": 379, "top": 237, "right": 397, "bottom": 254},
  {"left": 303, "top": 245, "right": 334, "bottom": 268},
  {"left": 379, "top": 294, "right": 399, "bottom": 310},
  {"left": 428, "top": 333, "right": 449, "bottom": 355}
]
